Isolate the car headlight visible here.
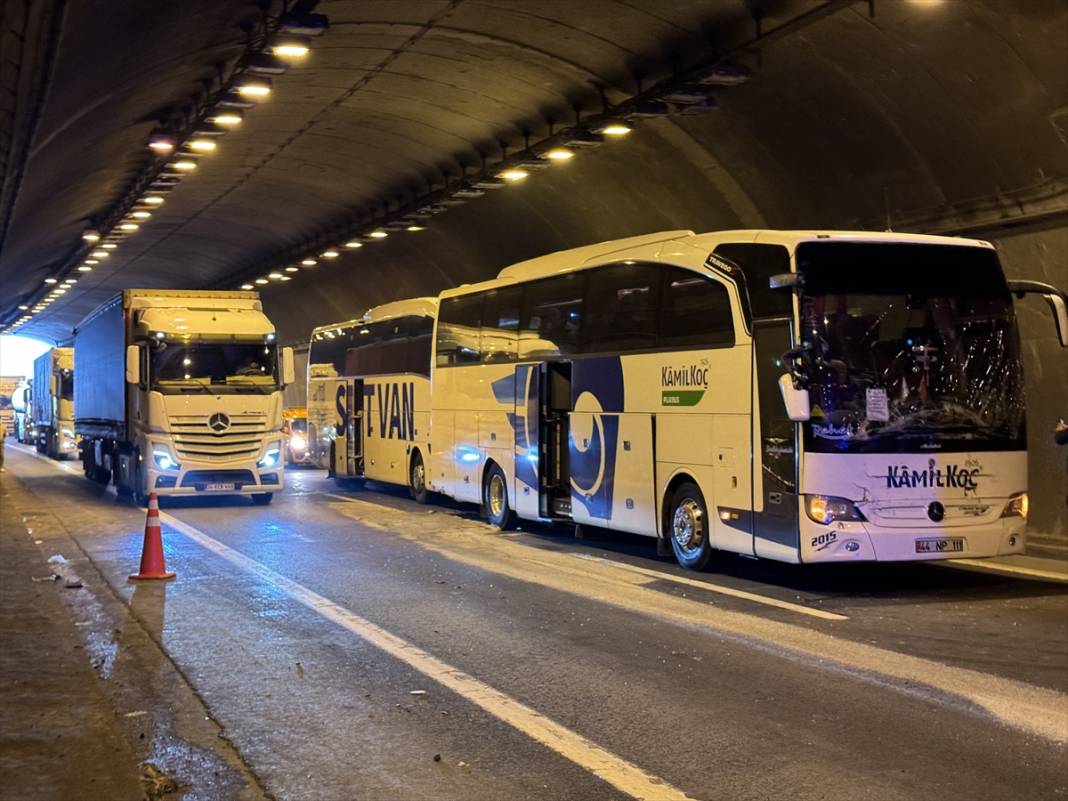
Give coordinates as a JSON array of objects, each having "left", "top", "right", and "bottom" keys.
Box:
[
  {"left": 258, "top": 446, "right": 281, "bottom": 468},
  {"left": 152, "top": 449, "right": 181, "bottom": 471},
  {"left": 289, "top": 434, "right": 307, "bottom": 450},
  {"left": 1001, "top": 492, "right": 1028, "bottom": 520},
  {"left": 805, "top": 494, "right": 866, "bottom": 524}
]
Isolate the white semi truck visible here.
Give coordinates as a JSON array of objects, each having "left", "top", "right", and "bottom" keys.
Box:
[
  {"left": 74, "top": 289, "right": 295, "bottom": 504},
  {"left": 32, "top": 348, "right": 77, "bottom": 458}
]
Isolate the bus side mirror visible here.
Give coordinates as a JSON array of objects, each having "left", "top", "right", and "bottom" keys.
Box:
[
  {"left": 778, "top": 374, "right": 811, "bottom": 422},
  {"left": 282, "top": 347, "right": 295, "bottom": 386},
  {"left": 1007, "top": 280, "right": 1068, "bottom": 348},
  {"left": 125, "top": 345, "right": 141, "bottom": 384}
]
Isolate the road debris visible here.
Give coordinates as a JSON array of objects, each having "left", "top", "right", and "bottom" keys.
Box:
[
  {"left": 409, "top": 689, "right": 427, "bottom": 697},
  {"left": 139, "top": 762, "right": 178, "bottom": 799}
]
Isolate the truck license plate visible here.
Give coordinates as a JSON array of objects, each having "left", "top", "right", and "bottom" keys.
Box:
[
  {"left": 204, "top": 482, "right": 236, "bottom": 492},
  {"left": 915, "top": 538, "right": 964, "bottom": 554}
]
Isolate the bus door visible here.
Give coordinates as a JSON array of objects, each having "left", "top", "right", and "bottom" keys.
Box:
[
  {"left": 752, "top": 319, "right": 800, "bottom": 555},
  {"left": 346, "top": 378, "right": 365, "bottom": 477},
  {"left": 538, "top": 361, "right": 573, "bottom": 519}
]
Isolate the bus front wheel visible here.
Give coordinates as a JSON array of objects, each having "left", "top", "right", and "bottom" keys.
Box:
[
  {"left": 667, "top": 482, "right": 714, "bottom": 571},
  {"left": 483, "top": 463, "right": 514, "bottom": 530},
  {"left": 409, "top": 451, "right": 429, "bottom": 504}
]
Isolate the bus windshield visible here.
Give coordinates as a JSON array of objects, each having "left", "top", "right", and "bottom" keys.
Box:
[
  {"left": 151, "top": 341, "right": 279, "bottom": 393},
  {"left": 796, "top": 242, "right": 1025, "bottom": 454}
]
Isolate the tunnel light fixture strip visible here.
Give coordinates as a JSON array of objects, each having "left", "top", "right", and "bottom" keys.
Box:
[{"left": 4, "top": 9, "right": 327, "bottom": 332}]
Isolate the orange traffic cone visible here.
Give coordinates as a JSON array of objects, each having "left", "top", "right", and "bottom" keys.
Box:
[{"left": 129, "top": 493, "right": 175, "bottom": 581}]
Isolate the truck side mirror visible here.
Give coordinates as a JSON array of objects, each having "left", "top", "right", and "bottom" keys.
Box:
[
  {"left": 1007, "top": 279, "right": 1068, "bottom": 348},
  {"left": 282, "top": 347, "right": 295, "bottom": 386},
  {"left": 778, "top": 374, "right": 811, "bottom": 422},
  {"left": 125, "top": 345, "right": 141, "bottom": 384}
]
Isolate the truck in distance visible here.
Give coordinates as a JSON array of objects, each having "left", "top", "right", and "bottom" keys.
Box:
[
  {"left": 32, "top": 348, "right": 77, "bottom": 458},
  {"left": 73, "top": 289, "right": 295, "bottom": 504}
]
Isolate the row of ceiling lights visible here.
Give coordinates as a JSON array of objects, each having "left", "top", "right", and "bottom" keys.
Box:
[
  {"left": 238, "top": 121, "right": 637, "bottom": 290},
  {"left": 5, "top": 10, "right": 328, "bottom": 333}
]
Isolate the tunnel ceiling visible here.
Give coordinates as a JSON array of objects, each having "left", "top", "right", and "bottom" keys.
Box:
[{"left": 1, "top": 0, "right": 1066, "bottom": 343}]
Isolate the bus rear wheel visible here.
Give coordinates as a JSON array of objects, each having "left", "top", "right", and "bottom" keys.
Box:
[
  {"left": 409, "top": 451, "right": 428, "bottom": 504},
  {"left": 483, "top": 463, "right": 514, "bottom": 530},
  {"left": 667, "top": 482, "right": 714, "bottom": 571}
]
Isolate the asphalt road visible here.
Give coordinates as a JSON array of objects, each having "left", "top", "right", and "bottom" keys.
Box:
[{"left": 5, "top": 443, "right": 1068, "bottom": 801}]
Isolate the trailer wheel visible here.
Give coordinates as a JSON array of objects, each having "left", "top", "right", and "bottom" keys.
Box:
[{"left": 667, "top": 481, "right": 715, "bottom": 571}]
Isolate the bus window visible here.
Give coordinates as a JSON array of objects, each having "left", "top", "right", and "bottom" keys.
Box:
[
  {"left": 406, "top": 315, "right": 434, "bottom": 375},
  {"left": 583, "top": 262, "right": 660, "bottom": 354},
  {"left": 713, "top": 243, "right": 792, "bottom": 322},
  {"left": 658, "top": 268, "right": 734, "bottom": 349},
  {"left": 481, "top": 286, "right": 521, "bottom": 364},
  {"left": 437, "top": 294, "right": 483, "bottom": 366},
  {"left": 520, "top": 273, "right": 584, "bottom": 359}
]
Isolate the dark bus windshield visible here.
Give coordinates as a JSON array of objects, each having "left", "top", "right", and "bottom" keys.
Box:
[
  {"left": 796, "top": 242, "right": 1025, "bottom": 454},
  {"left": 151, "top": 342, "right": 279, "bottom": 393}
]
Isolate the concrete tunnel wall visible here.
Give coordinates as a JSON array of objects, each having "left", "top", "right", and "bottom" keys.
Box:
[{"left": 264, "top": 2, "right": 1068, "bottom": 538}]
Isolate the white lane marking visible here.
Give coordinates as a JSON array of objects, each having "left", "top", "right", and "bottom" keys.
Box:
[
  {"left": 156, "top": 510, "right": 696, "bottom": 801},
  {"left": 944, "top": 558, "right": 1068, "bottom": 583},
  {"left": 324, "top": 490, "right": 846, "bottom": 621},
  {"left": 573, "top": 554, "right": 848, "bottom": 621}
]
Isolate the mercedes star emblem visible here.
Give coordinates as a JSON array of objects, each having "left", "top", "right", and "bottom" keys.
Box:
[{"left": 208, "top": 412, "right": 231, "bottom": 433}]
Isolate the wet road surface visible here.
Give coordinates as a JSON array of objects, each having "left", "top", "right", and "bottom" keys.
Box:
[{"left": 5, "top": 444, "right": 1067, "bottom": 801}]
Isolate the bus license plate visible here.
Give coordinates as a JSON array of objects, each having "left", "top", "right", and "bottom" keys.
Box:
[
  {"left": 204, "top": 482, "right": 236, "bottom": 492},
  {"left": 916, "top": 538, "right": 964, "bottom": 554}
]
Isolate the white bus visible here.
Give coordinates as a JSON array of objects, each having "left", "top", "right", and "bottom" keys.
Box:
[
  {"left": 420, "top": 230, "right": 1065, "bottom": 569},
  {"left": 308, "top": 298, "right": 436, "bottom": 498}
]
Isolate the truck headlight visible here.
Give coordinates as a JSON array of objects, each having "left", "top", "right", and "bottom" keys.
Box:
[
  {"left": 805, "top": 494, "right": 866, "bottom": 525},
  {"left": 289, "top": 434, "right": 307, "bottom": 451},
  {"left": 152, "top": 449, "right": 181, "bottom": 471},
  {"left": 258, "top": 446, "right": 281, "bottom": 468},
  {"left": 1000, "top": 492, "right": 1028, "bottom": 520},
  {"left": 61, "top": 428, "right": 75, "bottom": 439}
]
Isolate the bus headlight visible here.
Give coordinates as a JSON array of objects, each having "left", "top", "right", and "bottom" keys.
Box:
[
  {"left": 152, "top": 449, "right": 181, "bottom": 471},
  {"left": 258, "top": 445, "right": 281, "bottom": 468},
  {"left": 1001, "top": 492, "right": 1028, "bottom": 520},
  {"left": 805, "top": 494, "right": 865, "bottom": 525}
]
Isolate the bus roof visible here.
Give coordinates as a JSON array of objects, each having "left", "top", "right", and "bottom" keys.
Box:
[{"left": 310, "top": 296, "right": 438, "bottom": 337}]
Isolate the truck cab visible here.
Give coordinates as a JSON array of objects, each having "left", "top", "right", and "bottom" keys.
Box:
[{"left": 33, "top": 348, "right": 77, "bottom": 459}]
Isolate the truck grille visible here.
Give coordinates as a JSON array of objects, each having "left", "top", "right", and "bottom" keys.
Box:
[{"left": 169, "top": 413, "right": 269, "bottom": 462}]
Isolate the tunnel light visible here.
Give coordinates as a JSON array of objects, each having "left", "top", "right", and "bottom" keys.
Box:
[
  {"left": 207, "top": 110, "right": 244, "bottom": 126},
  {"left": 140, "top": 195, "right": 165, "bottom": 206},
  {"left": 270, "top": 35, "right": 311, "bottom": 59},
  {"left": 235, "top": 76, "right": 272, "bottom": 98},
  {"left": 544, "top": 147, "right": 574, "bottom": 161},
  {"left": 170, "top": 160, "right": 197, "bottom": 171},
  {"left": 269, "top": 271, "right": 284, "bottom": 280},
  {"left": 18, "top": 304, "right": 28, "bottom": 310},
  {"left": 130, "top": 210, "right": 151, "bottom": 219},
  {"left": 406, "top": 224, "right": 425, "bottom": 232},
  {"left": 82, "top": 230, "right": 101, "bottom": 242},
  {"left": 255, "top": 278, "right": 269, "bottom": 285},
  {"left": 285, "top": 266, "right": 299, "bottom": 273},
  {"left": 119, "top": 223, "right": 139, "bottom": 231},
  {"left": 321, "top": 249, "right": 339, "bottom": 259},
  {"left": 78, "top": 265, "right": 93, "bottom": 272},
  {"left": 301, "top": 258, "right": 318, "bottom": 266},
  {"left": 90, "top": 250, "right": 109, "bottom": 258},
  {"left": 595, "top": 120, "right": 631, "bottom": 136},
  {"left": 368, "top": 230, "right": 388, "bottom": 239},
  {"left": 499, "top": 168, "right": 529, "bottom": 183},
  {"left": 241, "top": 283, "right": 254, "bottom": 290},
  {"left": 148, "top": 131, "right": 176, "bottom": 153},
  {"left": 44, "top": 278, "right": 57, "bottom": 284},
  {"left": 54, "top": 288, "right": 67, "bottom": 294},
  {"left": 280, "top": 275, "right": 292, "bottom": 281},
  {"left": 84, "top": 259, "right": 99, "bottom": 265},
  {"left": 187, "top": 138, "right": 217, "bottom": 152},
  {"left": 101, "top": 242, "right": 118, "bottom": 249},
  {"left": 64, "top": 278, "right": 77, "bottom": 284},
  {"left": 344, "top": 241, "right": 363, "bottom": 249}
]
